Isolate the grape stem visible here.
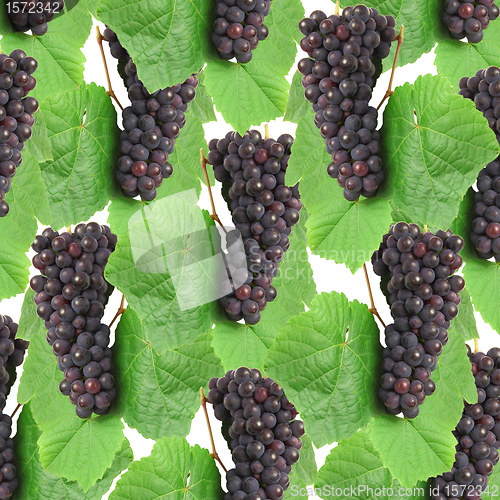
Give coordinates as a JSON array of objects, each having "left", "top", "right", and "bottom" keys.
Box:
[
  {"left": 200, "top": 149, "right": 228, "bottom": 234},
  {"left": 200, "top": 388, "right": 228, "bottom": 473},
  {"left": 96, "top": 25, "right": 124, "bottom": 111},
  {"left": 335, "top": 0, "right": 340, "bottom": 15},
  {"left": 265, "top": 124, "right": 269, "bottom": 140},
  {"left": 109, "top": 294, "right": 126, "bottom": 328},
  {"left": 474, "top": 338, "right": 479, "bottom": 354},
  {"left": 10, "top": 403, "right": 21, "bottom": 419},
  {"left": 423, "top": 224, "right": 428, "bottom": 233},
  {"left": 377, "top": 25, "right": 405, "bottom": 111},
  {"left": 363, "top": 263, "right": 386, "bottom": 328}
]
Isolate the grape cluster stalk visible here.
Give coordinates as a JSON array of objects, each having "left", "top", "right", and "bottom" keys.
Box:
[
  {"left": 0, "top": 315, "right": 28, "bottom": 499},
  {"left": 208, "top": 130, "right": 301, "bottom": 325},
  {"left": 0, "top": 50, "right": 38, "bottom": 217},
  {"left": 7, "top": 0, "right": 63, "bottom": 35},
  {"left": 431, "top": 346, "right": 500, "bottom": 500},
  {"left": 211, "top": 0, "right": 272, "bottom": 63},
  {"left": 372, "top": 222, "right": 464, "bottom": 418},
  {"left": 459, "top": 66, "right": 500, "bottom": 260},
  {"left": 208, "top": 367, "right": 304, "bottom": 500},
  {"left": 30, "top": 223, "right": 117, "bottom": 418},
  {"left": 443, "top": 0, "right": 499, "bottom": 44},
  {"left": 298, "top": 4, "right": 397, "bottom": 201},
  {"left": 102, "top": 29, "right": 198, "bottom": 201}
]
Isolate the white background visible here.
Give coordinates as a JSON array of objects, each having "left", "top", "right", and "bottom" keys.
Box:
[{"left": 2, "top": 2, "right": 499, "bottom": 497}]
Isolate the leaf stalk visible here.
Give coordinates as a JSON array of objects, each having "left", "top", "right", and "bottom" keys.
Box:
[
  {"left": 200, "top": 388, "right": 228, "bottom": 473},
  {"left": 109, "top": 294, "right": 126, "bottom": 328},
  {"left": 377, "top": 25, "right": 405, "bottom": 111},
  {"left": 363, "top": 263, "right": 386, "bottom": 328},
  {"left": 201, "top": 149, "right": 228, "bottom": 234},
  {"left": 96, "top": 25, "right": 124, "bottom": 111}
]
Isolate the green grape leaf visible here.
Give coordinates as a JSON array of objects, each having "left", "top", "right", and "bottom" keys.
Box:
[
  {"left": 109, "top": 436, "right": 224, "bottom": 500},
  {"left": 370, "top": 332, "right": 476, "bottom": 488},
  {"left": 40, "top": 82, "right": 120, "bottom": 228},
  {"left": 339, "top": 0, "right": 442, "bottom": 72},
  {"left": 284, "top": 434, "right": 317, "bottom": 499},
  {"left": 212, "top": 211, "right": 316, "bottom": 372},
  {"left": 464, "top": 259, "right": 500, "bottom": 334},
  {"left": 449, "top": 188, "right": 476, "bottom": 263},
  {"left": 106, "top": 195, "right": 221, "bottom": 353},
  {"left": 314, "top": 424, "right": 428, "bottom": 500},
  {"left": 435, "top": 26, "right": 500, "bottom": 90},
  {"left": 96, "top": 0, "right": 212, "bottom": 93},
  {"left": 0, "top": 5, "right": 13, "bottom": 33},
  {"left": 1, "top": 2, "right": 92, "bottom": 102},
  {"left": 17, "top": 324, "right": 124, "bottom": 491},
  {"left": 26, "top": 108, "right": 53, "bottom": 164},
  {"left": 448, "top": 288, "right": 479, "bottom": 341},
  {"left": 191, "top": 76, "right": 216, "bottom": 124},
  {"left": 487, "top": 465, "right": 500, "bottom": 499},
  {"left": 0, "top": 154, "right": 49, "bottom": 301},
  {"left": 204, "top": 60, "right": 289, "bottom": 135},
  {"left": 284, "top": 70, "right": 310, "bottom": 124},
  {"left": 381, "top": 74, "right": 500, "bottom": 228},
  {"left": 264, "top": 291, "right": 381, "bottom": 448},
  {"left": 286, "top": 110, "right": 392, "bottom": 273},
  {"left": 391, "top": 481, "right": 428, "bottom": 500},
  {"left": 15, "top": 403, "right": 133, "bottom": 500},
  {"left": 18, "top": 288, "right": 40, "bottom": 342},
  {"left": 204, "top": 0, "right": 303, "bottom": 133},
  {"left": 17, "top": 318, "right": 57, "bottom": 414},
  {"left": 164, "top": 97, "right": 212, "bottom": 194},
  {"left": 114, "top": 308, "right": 224, "bottom": 440},
  {"left": 11, "top": 153, "right": 51, "bottom": 224},
  {"left": 38, "top": 411, "right": 124, "bottom": 491},
  {"left": 266, "top": 0, "right": 304, "bottom": 70},
  {"left": 314, "top": 425, "right": 392, "bottom": 499}
]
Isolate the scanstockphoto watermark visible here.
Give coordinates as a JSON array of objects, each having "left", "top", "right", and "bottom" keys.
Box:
[
  {"left": 127, "top": 189, "right": 316, "bottom": 310},
  {"left": 289, "top": 485, "right": 427, "bottom": 498}
]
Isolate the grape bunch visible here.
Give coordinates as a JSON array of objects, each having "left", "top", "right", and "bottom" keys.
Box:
[
  {"left": 0, "top": 49, "right": 38, "bottom": 217},
  {"left": 458, "top": 66, "right": 500, "bottom": 260},
  {"left": 430, "top": 347, "right": 500, "bottom": 499},
  {"left": 0, "top": 315, "right": 28, "bottom": 499},
  {"left": 102, "top": 29, "right": 198, "bottom": 201},
  {"left": 208, "top": 131, "right": 301, "bottom": 325},
  {"left": 208, "top": 367, "right": 304, "bottom": 500},
  {"left": 0, "top": 412, "right": 16, "bottom": 500},
  {"left": 459, "top": 66, "right": 500, "bottom": 137},
  {"left": 7, "top": 0, "right": 63, "bottom": 35},
  {"left": 2, "top": 316, "right": 29, "bottom": 372},
  {"left": 211, "top": 0, "right": 272, "bottom": 63},
  {"left": 30, "top": 222, "right": 118, "bottom": 418},
  {"left": 298, "top": 5, "right": 397, "bottom": 201},
  {"left": 443, "top": 0, "right": 499, "bottom": 44},
  {"left": 372, "top": 222, "right": 464, "bottom": 418}
]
